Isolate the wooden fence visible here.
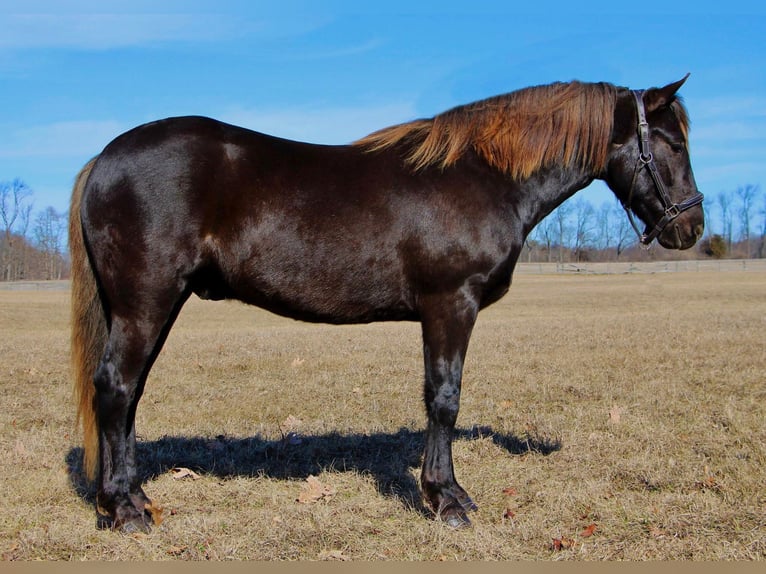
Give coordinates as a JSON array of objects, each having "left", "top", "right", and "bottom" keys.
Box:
[{"left": 0, "top": 260, "right": 764, "bottom": 290}]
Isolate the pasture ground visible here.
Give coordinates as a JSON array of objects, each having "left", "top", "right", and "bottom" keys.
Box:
[{"left": 1, "top": 270, "right": 764, "bottom": 560}]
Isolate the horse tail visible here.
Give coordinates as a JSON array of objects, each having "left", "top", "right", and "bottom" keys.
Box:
[{"left": 69, "top": 156, "right": 104, "bottom": 481}]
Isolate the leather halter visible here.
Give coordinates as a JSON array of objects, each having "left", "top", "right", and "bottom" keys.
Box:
[{"left": 623, "top": 90, "right": 704, "bottom": 246}]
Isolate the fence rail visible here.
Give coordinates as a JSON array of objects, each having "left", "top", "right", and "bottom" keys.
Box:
[
  {"left": 0, "top": 280, "right": 70, "bottom": 291},
  {"left": 0, "top": 260, "right": 764, "bottom": 290},
  {"left": 515, "top": 259, "right": 766, "bottom": 274}
]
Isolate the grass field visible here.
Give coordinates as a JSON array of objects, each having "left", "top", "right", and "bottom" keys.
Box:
[{"left": 1, "top": 270, "right": 764, "bottom": 560}]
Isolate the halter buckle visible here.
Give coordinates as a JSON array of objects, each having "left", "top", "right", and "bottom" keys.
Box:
[
  {"left": 639, "top": 237, "right": 652, "bottom": 250},
  {"left": 665, "top": 204, "right": 680, "bottom": 219}
]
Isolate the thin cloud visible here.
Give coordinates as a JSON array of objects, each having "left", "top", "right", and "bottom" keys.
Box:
[
  {"left": 0, "top": 120, "right": 126, "bottom": 159},
  {"left": 0, "top": 13, "right": 246, "bottom": 49},
  {"left": 693, "top": 121, "right": 766, "bottom": 144},
  {"left": 220, "top": 102, "right": 419, "bottom": 145},
  {"left": 695, "top": 161, "right": 765, "bottom": 191},
  {"left": 279, "top": 38, "right": 384, "bottom": 62},
  {"left": 0, "top": 102, "right": 419, "bottom": 163},
  {"left": 690, "top": 95, "right": 766, "bottom": 121}
]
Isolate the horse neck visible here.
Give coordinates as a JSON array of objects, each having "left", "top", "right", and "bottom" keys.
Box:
[{"left": 509, "top": 164, "right": 596, "bottom": 234}]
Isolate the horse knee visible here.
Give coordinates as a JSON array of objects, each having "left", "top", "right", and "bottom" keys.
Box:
[{"left": 426, "top": 383, "right": 461, "bottom": 427}]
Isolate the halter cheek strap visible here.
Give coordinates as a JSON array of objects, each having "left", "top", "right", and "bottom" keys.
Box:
[{"left": 623, "top": 90, "right": 704, "bottom": 246}]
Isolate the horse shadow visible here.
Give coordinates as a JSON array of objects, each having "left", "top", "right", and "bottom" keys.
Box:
[{"left": 65, "top": 426, "right": 560, "bottom": 516}]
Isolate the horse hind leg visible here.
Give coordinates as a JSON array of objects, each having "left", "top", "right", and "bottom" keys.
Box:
[{"left": 94, "top": 291, "right": 189, "bottom": 532}]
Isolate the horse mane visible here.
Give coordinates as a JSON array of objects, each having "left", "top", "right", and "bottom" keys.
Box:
[
  {"left": 672, "top": 97, "right": 690, "bottom": 143},
  {"left": 354, "top": 81, "right": 620, "bottom": 180}
]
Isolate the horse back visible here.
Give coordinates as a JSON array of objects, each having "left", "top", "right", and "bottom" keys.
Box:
[{"left": 81, "top": 116, "right": 514, "bottom": 324}]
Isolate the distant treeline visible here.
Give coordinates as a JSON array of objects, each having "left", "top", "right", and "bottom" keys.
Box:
[
  {"left": 2, "top": 179, "right": 67, "bottom": 281},
  {"left": 522, "top": 184, "right": 764, "bottom": 263}
]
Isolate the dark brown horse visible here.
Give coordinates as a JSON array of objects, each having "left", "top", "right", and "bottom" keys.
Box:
[{"left": 69, "top": 77, "right": 704, "bottom": 532}]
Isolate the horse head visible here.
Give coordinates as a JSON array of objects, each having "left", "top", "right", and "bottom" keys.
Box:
[{"left": 605, "top": 75, "right": 704, "bottom": 250}]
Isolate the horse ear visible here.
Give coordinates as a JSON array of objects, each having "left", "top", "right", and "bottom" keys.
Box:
[{"left": 644, "top": 73, "right": 690, "bottom": 112}]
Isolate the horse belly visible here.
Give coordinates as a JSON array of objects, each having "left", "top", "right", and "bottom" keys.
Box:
[{"left": 214, "top": 232, "right": 416, "bottom": 324}]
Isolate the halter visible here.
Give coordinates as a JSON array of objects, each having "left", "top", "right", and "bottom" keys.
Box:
[{"left": 622, "top": 90, "right": 704, "bottom": 246}]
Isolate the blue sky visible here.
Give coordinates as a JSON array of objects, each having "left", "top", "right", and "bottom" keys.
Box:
[{"left": 1, "top": 1, "right": 764, "bottom": 236}]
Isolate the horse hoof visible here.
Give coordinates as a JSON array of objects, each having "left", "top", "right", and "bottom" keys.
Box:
[
  {"left": 443, "top": 513, "right": 472, "bottom": 529},
  {"left": 97, "top": 508, "right": 154, "bottom": 534},
  {"left": 119, "top": 519, "right": 151, "bottom": 535}
]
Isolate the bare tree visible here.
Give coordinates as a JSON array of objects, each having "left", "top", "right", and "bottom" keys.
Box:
[
  {"left": 717, "top": 190, "right": 735, "bottom": 253},
  {"left": 34, "top": 207, "right": 67, "bottom": 279},
  {"left": 736, "top": 184, "right": 760, "bottom": 257},
  {"left": 529, "top": 217, "right": 552, "bottom": 262},
  {"left": 595, "top": 202, "right": 613, "bottom": 251},
  {"left": 571, "top": 198, "right": 595, "bottom": 261},
  {"left": 611, "top": 205, "right": 634, "bottom": 259},
  {"left": 0, "top": 179, "right": 34, "bottom": 281},
  {"left": 552, "top": 201, "right": 574, "bottom": 262},
  {"left": 758, "top": 192, "right": 766, "bottom": 259}
]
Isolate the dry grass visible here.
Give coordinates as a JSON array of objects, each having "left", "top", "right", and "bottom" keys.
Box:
[{"left": 1, "top": 271, "right": 764, "bottom": 560}]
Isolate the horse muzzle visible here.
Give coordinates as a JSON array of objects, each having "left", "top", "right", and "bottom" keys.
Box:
[{"left": 655, "top": 204, "right": 705, "bottom": 250}]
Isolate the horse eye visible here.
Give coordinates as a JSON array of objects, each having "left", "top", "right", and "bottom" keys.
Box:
[{"left": 669, "top": 142, "right": 685, "bottom": 153}]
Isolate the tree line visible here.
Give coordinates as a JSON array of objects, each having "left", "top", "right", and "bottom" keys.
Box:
[
  {"left": 524, "top": 184, "right": 765, "bottom": 263},
  {"left": 1, "top": 179, "right": 68, "bottom": 281},
  {"left": 1, "top": 179, "right": 764, "bottom": 282}
]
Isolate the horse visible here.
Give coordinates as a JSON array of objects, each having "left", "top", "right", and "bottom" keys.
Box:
[{"left": 69, "top": 76, "right": 704, "bottom": 532}]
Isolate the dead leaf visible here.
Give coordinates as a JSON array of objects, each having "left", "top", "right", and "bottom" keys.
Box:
[
  {"left": 696, "top": 466, "right": 721, "bottom": 491},
  {"left": 648, "top": 524, "right": 667, "bottom": 538},
  {"left": 609, "top": 405, "right": 624, "bottom": 424},
  {"left": 551, "top": 537, "right": 575, "bottom": 551},
  {"left": 500, "top": 399, "right": 514, "bottom": 409},
  {"left": 291, "top": 357, "right": 305, "bottom": 367},
  {"left": 502, "top": 487, "right": 518, "bottom": 496},
  {"left": 166, "top": 545, "right": 188, "bottom": 556},
  {"left": 502, "top": 508, "right": 516, "bottom": 520},
  {"left": 297, "top": 475, "right": 336, "bottom": 504},
  {"left": 696, "top": 475, "right": 721, "bottom": 491},
  {"left": 145, "top": 501, "right": 164, "bottom": 526},
  {"left": 171, "top": 467, "right": 201, "bottom": 481},
  {"left": 580, "top": 523, "right": 597, "bottom": 537}
]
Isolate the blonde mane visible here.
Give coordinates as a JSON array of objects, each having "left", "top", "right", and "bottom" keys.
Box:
[{"left": 354, "top": 81, "right": 619, "bottom": 180}]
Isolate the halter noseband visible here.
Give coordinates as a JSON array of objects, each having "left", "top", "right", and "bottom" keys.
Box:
[{"left": 623, "top": 90, "right": 704, "bottom": 246}]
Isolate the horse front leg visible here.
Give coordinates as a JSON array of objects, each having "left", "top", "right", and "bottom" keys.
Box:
[{"left": 419, "top": 294, "right": 479, "bottom": 527}]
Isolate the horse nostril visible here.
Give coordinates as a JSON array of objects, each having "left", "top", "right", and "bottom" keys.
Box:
[{"left": 694, "top": 224, "right": 704, "bottom": 239}]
